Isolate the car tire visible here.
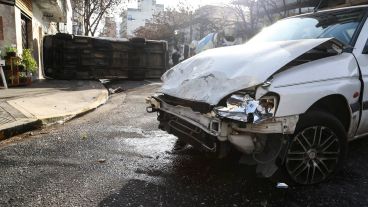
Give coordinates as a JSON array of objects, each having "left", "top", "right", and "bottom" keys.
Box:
[{"left": 281, "top": 110, "right": 347, "bottom": 185}]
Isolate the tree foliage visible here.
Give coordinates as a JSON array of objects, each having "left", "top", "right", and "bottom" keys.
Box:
[
  {"left": 134, "top": 2, "right": 235, "bottom": 45},
  {"left": 194, "top": 5, "right": 237, "bottom": 38},
  {"left": 134, "top": 0, "right": 306, "bottom": 44},
  {"left": 230, "top": 0, "right": 260, "bottom": 39},
  {"left": 72, "top": 0, "right": 124, "bottom": 36},
  {"left": 230, "top": 0, "right": 292, "bottom": 39},
  {"left": 134, "top": 3, "right": 192, "bottom": 44}
]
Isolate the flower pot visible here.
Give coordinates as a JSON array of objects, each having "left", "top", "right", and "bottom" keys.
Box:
[
  {"left": 19, "top": 76, "right": 28, "bottom": 84},
  {"left": 19, "top": 76, "right": 31, "bottom": 86}
]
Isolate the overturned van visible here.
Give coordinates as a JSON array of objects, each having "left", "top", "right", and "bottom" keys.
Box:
[
  {"left": 147, "top": 6, "right": 368, "bottom": 185},
  {"left": 43, "top": 34, "right": 168, "bottom": 80}
]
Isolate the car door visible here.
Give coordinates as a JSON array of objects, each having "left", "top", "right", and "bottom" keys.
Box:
[{"left": 354, "top": 15, "right": 368, "bottom": 136}]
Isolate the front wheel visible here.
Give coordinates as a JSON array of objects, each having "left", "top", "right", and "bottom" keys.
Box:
[{"left": 284, "top": 111, "right": 347, "bottom": 185}]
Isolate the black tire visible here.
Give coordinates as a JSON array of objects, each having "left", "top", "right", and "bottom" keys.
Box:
[{"left": 281, "top": 110, "right": 347, "bottom": 185}]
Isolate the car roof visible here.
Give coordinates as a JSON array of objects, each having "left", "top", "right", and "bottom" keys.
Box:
[{"left": 289, "top": 5, "right": 368, "bottom": 19}]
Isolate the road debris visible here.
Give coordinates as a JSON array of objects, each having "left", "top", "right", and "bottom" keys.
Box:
[
  {"left": 56, "top": 120, "right": 64, "bottom": 125},
  {"left": 97, "top": 159, "right": 106, "bottom": 163},
  {"left": 109, "top": 87, "right": 125, "bottom": 94},
  {"left": 81, "top": 133, "right": 88, "bottom": 140},
  {"left": 276, "top": 182, "right": 289, "bottom": 189}
]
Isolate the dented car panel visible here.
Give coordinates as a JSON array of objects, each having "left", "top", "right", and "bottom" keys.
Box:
[
  {"left": 157, "top": 97, "right": 221, "bottom": 136},
  {"left": 147, "top": 94, "right": 299, "bottom": 156},
  {"left": 269, "top": 52, "right": 361, "bottom": 136},
  {"left": 148, "top": 95, "right": 299, "bottom": 136},
  {"left": 258, "top": 53, "right": 361, "bottom": 137},
  {"left": 160, "top": 38, "right": 337, "bottom": 105},
  {"left": 147, "top": 6, "right": 368, "bottom": 184}
]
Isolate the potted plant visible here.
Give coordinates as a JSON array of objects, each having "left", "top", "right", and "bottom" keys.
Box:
[
  {"left": 5, "top": 45, "right": 17, "bottom": 57},
  {"left": 21, "top": 49, "right": 37, "bottom": 76},
  {"left": 19, "top": 72, "right": 28, "bottom": 84},
  {"left": 13, "top": 57, "right": 25, "bottom": 72},
  {"left": 17, "top": 63, "right": 25, "bottom": 72}
]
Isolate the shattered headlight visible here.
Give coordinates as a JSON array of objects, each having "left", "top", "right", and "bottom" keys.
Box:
[{"left": 214, "top": 93, "right": 277, "bottom": 123}]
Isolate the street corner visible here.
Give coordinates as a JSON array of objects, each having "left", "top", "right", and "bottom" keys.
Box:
[{"left": 0, "top": 80, "right": 109, "bottom": 140}]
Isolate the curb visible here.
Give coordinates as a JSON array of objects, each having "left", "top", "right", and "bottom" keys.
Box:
[
  {"left": 0, "top": 119, "right": 42, "bottom": 140},
  {"left": 0, "top": 87, "right": 109, "bottom": 141},
  {"left": 40, "top": 89, "right": 109, "bottom": 125}
]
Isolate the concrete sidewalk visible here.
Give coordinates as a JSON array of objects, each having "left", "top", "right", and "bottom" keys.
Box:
[{"left": 0, "top": 80, "right": 109, "bottom": 140}]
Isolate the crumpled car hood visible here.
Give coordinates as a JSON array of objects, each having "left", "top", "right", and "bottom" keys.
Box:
[{"left": 160, "top": 38, "right": 335, "bottom": 105}]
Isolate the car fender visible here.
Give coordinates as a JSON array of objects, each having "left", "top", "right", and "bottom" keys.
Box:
[{"left": 257, "top": 53, "right": 361, "bottom": 118}]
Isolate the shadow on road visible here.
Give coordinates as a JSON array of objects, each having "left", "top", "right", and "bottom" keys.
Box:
[
  {"left": 98, "top": 147, "right": 304, "bottom": 207},
  {"left": 99, "top": 136, "right": 368, "bottom": 207}
]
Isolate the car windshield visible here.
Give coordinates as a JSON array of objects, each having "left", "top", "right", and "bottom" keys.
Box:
[{"left": 248, "top": 8, "right": 366, "bottom": 45}]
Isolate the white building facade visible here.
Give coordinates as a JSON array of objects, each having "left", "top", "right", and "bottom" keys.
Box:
[
  {"left": 0, "top": 0, "right": 72, "bottom": 79},
  {"left": 121, "top": 0, "right": 164, "bottom": 38}
]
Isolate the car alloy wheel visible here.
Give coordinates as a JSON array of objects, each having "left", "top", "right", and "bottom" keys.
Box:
[{"left": 285, "top": 126, "right": 340, "bottom": 185}]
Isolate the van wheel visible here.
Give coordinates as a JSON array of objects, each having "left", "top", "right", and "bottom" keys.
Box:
[{"left": 283, "top": 111, "right": 347, "bottom": 185}]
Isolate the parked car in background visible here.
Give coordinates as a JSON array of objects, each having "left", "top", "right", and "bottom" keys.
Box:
[{"left": 147, "top": 6, "right": 368, "bottom": 185}]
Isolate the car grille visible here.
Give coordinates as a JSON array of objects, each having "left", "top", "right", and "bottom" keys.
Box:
[
  {"left": 158, "top": 95, "right": 213, "bottom": 114},
  {"left": 159, "top": 111, "right": 217, "bottom": 152}
]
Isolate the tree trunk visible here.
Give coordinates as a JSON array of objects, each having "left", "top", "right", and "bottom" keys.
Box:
[
  {"left": 84, "top": 24, "right": 89, "bottom": 36},
  {"left": 84, "top": 0, "right": 89, "bottom": 36}
]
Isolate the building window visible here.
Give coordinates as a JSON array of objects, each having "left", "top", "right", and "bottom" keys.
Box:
[{"left": 21, "top": 14, "right": 30, "bottom": 49}]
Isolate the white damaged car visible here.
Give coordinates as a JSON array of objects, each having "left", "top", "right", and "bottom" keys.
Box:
[{"left": 146, "top": 6, "right": 368, "bottom": 185}]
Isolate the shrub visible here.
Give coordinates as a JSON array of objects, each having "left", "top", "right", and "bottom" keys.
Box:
[{"left": 21, "top": 49, "right": 37, "bottom": 73}]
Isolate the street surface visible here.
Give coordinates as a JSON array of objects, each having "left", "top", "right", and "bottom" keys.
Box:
[{"left": 1, "top": 81, "right": 368, "bottom": 207}]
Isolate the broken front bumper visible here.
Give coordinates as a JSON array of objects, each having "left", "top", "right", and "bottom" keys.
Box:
[
  {"left": 147, "top": 96, "right": 221, "bottom": 136},
  {"left": 146, "top": 95, "right": 299, "bottom": 153}
]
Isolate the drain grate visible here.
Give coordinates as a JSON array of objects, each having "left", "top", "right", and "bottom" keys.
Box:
[{"left": 0, "top": 106, "right": 15, "bottom": 125}]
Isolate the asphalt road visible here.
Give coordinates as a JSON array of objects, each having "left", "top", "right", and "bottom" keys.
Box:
[{"left": 1, "top": 81, "right": 368, "bottom": 207}]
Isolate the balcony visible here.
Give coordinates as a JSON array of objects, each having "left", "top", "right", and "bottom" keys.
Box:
[{"left": 33, "top": 0, "right": 68, "bottom": 22}]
